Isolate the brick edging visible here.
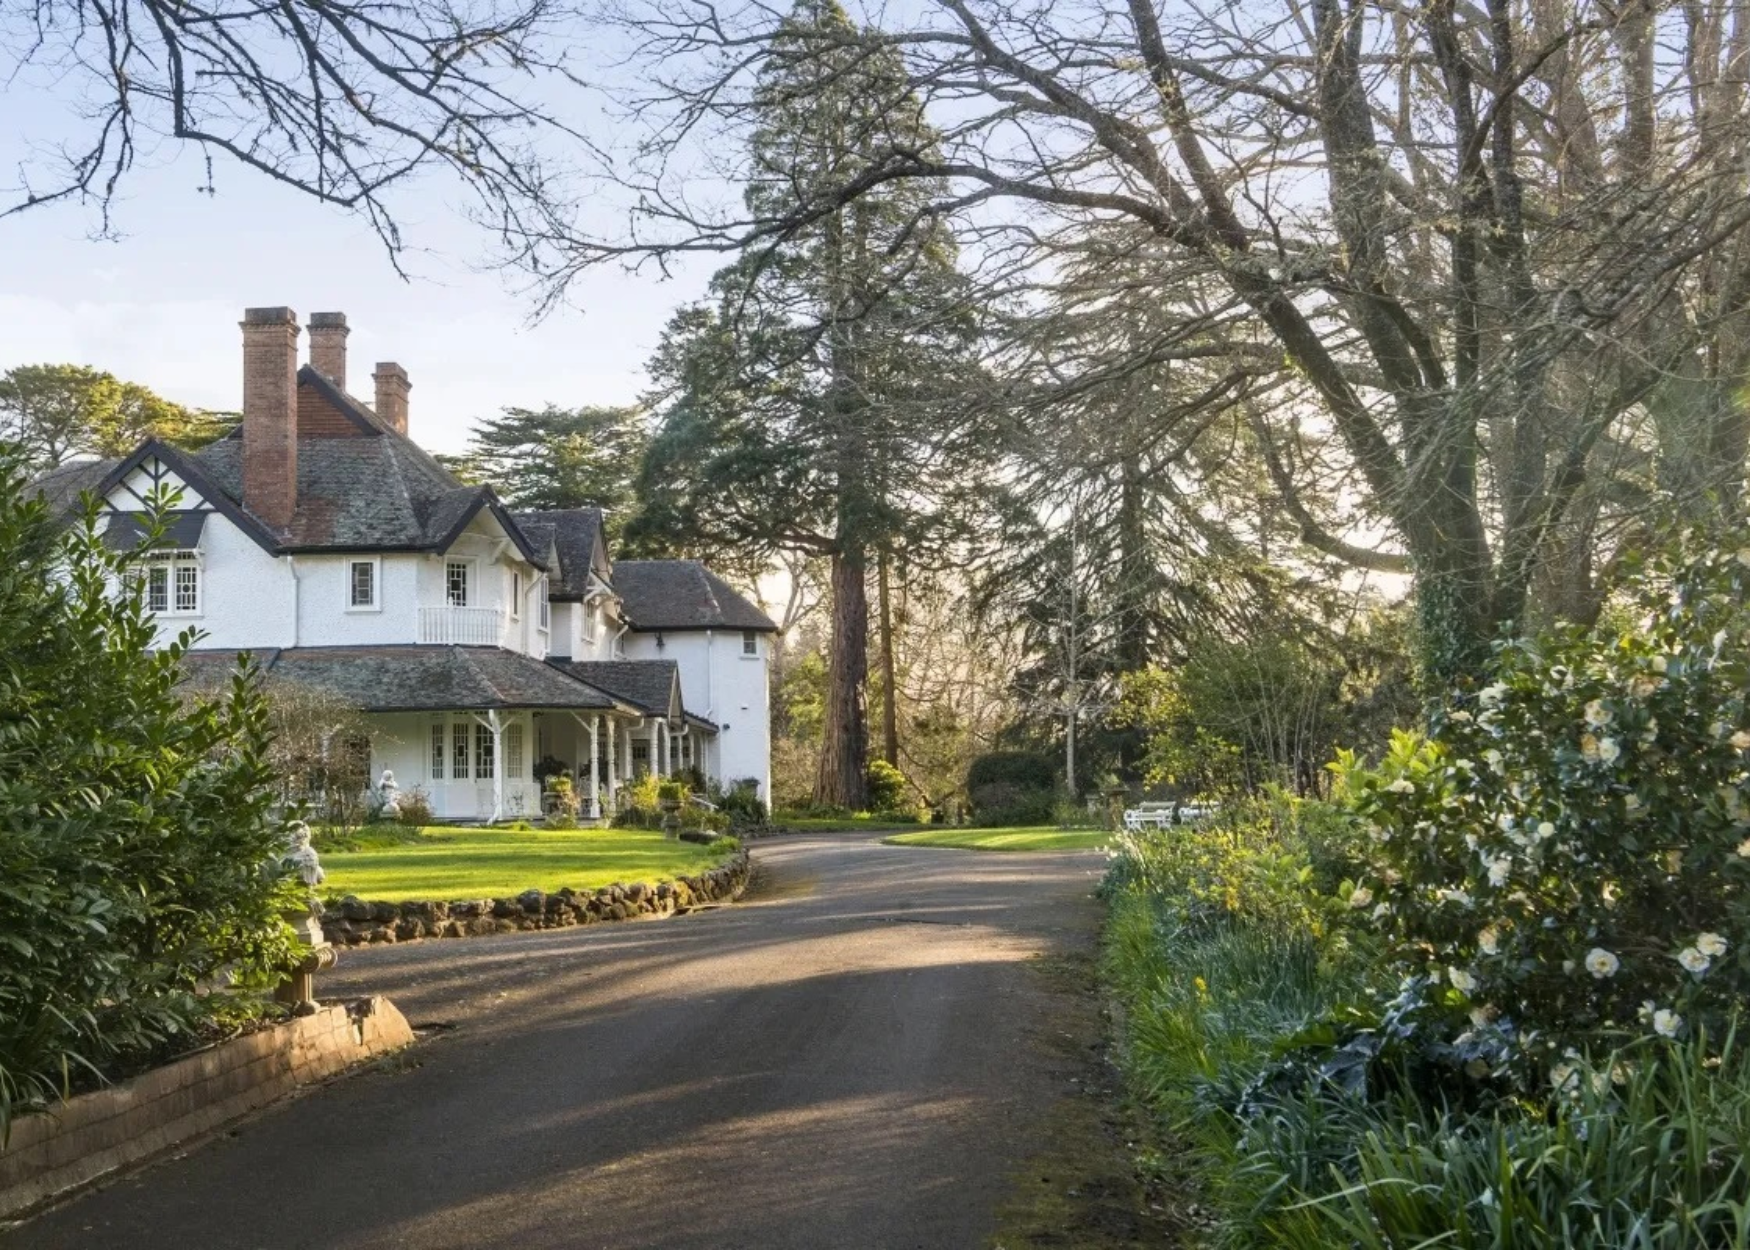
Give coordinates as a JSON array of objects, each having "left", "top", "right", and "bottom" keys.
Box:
[
  {"left": 320, "top": 848, "right": 752, "bottom": 946},
  {"left": 0, "top": 996, "right": 414, "bottom": 1221}
]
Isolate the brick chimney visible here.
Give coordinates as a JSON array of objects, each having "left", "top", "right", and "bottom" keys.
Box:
[
  {"left": 241, "top": 307, "right": 300, "bottom": 530},
  {"left": 373, "top": 362, "right": 410, "bottom": 436},
  {"left": 307, "top": 312, "right": 349, "bottom": 388}
]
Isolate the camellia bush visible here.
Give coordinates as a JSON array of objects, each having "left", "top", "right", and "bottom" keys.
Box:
[
  {"left": 1341, "top": 533, "right": 1750, "bottom": 1071},
  {"left": 0, "top": 447, "right": 299, "bottom": 1134}
]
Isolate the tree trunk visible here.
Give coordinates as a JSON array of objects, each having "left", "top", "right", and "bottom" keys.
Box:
[
  {"left": 877, "top": 549, "right": 899, "bottom": 767},
  {"left": 815, "top": 546, "right": 870, "bottom": 808}
]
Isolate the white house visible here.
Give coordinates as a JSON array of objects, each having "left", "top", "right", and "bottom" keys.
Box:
[{"left": 32, "top": 307, "right": 776, "bottom": 822}]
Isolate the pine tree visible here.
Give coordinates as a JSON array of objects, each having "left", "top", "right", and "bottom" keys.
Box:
[
  {"left": 634, "top": 0, "right": 986, "bottom": 808},
  {"left": 449, "top": 404, "right": 648, "bottom": 535}
]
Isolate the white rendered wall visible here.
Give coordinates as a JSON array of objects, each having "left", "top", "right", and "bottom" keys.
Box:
[
  {"left": 622, "top": 629, "right": 771, "bottom": 799},
  {"left": 295, "top": 554, "right": 420, "bottom": 647}
]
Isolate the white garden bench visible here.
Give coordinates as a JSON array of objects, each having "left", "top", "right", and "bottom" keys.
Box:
[{"left": 1122, "top": 801, "right": 1219, "bottom": 832}]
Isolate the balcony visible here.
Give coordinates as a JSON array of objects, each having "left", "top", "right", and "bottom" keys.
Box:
[{"left": 418, "top": 605, "right": 507, "bottom": 646}]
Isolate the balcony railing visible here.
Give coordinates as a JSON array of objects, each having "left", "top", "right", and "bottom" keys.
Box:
[{"left": 418, "top": 605, "right": 506, "bottom": 646}]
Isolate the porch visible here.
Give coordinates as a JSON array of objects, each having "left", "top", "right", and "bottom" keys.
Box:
[{"left": 534, "top": 710, "right": 713, "bottom": 821}]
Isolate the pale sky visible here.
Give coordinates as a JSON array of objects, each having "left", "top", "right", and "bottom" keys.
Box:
[{"left": 0, "top": 120, "right": 710, "bottom": 456}]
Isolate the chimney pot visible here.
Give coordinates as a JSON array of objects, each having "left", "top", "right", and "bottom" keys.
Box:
[
  {"left": 373, "top": 362, "right": 411, "bottom": 436},
  {"left": 307, "top": 311, "right": 349, "bottom": 389},
  {"left": 240, "top": 307, "right": 300, "bottom": 530}
]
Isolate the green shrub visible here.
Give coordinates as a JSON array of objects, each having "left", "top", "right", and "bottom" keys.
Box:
[
  {"left": 865, "top": 759, "right": 908, "bottom": 811},
  {"left": 1342, "top": 532, "right": 1750, "bottom": 1066},
  {"left": 395, "top": 787, "right": 434, "bottom": 827},
  {"left": 965, "top": 750, "right": 1059, "bottom": 826},
  {"left": 716, "top": 779, "right": 767, "bottom": 827},
  {"left": 0, "top": 457, "right": 300, "bottom": 1134}
]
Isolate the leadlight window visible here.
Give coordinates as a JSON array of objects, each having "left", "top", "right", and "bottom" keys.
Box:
[
  {"left": 349, "top": 560, "right": 377, "bottom": 608},
  {"left": 537, "top": 578, "right": 549, "bottom": 631},
  {"left": 430, "top": 722, "right": 445, "bottom": 781},
  {"left": 143, "top": 553, "right": 200, "bottom": 616},
  {"left": 475, "top": 723, "right": 495, "bottom": 779},
  {"left": 505, "top": 722, "right": 525, "bottom": 779},
  {"left": 446, "top": 561, "right": 469, "bottom": 607},
  {"left": 451, "top": 722, "right": 470, "bottom": 779},
  {"left": 509, "top": 570, "right": 522, "bottom": 620}
]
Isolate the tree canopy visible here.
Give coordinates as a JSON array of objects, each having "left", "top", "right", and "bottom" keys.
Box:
[{"left": 0, "top": 364, "right": 233, "bottom": 470}]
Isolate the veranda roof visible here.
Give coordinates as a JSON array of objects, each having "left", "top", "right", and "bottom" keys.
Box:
[{"left": 179, "top": 646, "right": 640, "bottom": 715}]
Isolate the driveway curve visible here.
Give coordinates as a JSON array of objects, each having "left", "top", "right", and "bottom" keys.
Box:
[{"left": 4, "top": 832, "right": 1108, "bottom": 1250}]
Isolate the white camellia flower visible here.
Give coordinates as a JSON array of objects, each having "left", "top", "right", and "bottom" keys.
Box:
[
  {"left": 1596, "top": 737, "right": 1622, "bottom": 764},
  {"left": 1485, "top": 857, "right": 1511, "bottom": 887},
  {"left": 1536, "top": 820, "right": 1556, "bottom": 840},
  {"left": 1448, "top": 710, "right": 1473, "bottom": 724},
  {"left": 1697, "top": 933, "right": 1728, "bottom": 958},
  {"left": 1469, "top": 1005, "right": 1496, "bottom": 1028},
  {"left": 1733, "top": 730, "right": 1750, "bottom": 751},
  {"left": 1738, "top": 838, "right": 1750, "bottom": 859},
  {"left": 1652, "top": 654, "right": 1669, "bottom": 674},
  {"left": 1482, "top": 748, "right": 1504, "bottom": 770},
  {"left": 1448, "top": 967, "right": 1478, "bottom": 993},
  {"left": 1478, "top": 926, "right": 1501, "bottom": 956},
  {"left": 1385, "top": 777, "right": 1415, "bottom": 794},
  {"left": 1654, "top": 1009, "right": 1683, "bottom": 1038},
  {"left": 1678, "top": 947, "right": 1712, "bottom": 975},
  {"left": 1585, "top": 948, "right": 1620, "bottom": 979},
  {"left": 1348, "top": 886, "right": 1374, "bottom": 909},
  {"left": 1479, "top": 683, "right": 1508, "bottom": 707},
  {"left": 1584, "top": 700, "right": 1612, "bottom": 727}
]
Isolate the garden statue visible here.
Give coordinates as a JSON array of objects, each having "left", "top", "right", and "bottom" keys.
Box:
[
  {"left": 377, "top": 768, "right": 401, "bottom": 820},
  {"left": 277, "top": 820, "right": 337, "bottom": 1016},
  {"left": 283, "top": 819, "right": 326, "bottom": 886}
]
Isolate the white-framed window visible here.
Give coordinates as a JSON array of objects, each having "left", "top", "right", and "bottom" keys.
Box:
[
  {"left": 348, "top": 558, "right": 380, "bottom": 611},
  {"left": 509, "top": 570, "right": 522, "bottom": 620},
  {"left": 631, "top": 740, "right": 650, "bottom": 776},
  {"left": 582, "top": 602, "right": 599, "bottom": 643},
  {"left": 742, "top": 629, "right": 759, "bottom": 657},
  {"left": 536, "top": 577, "right": 549, "bottom": 632},
  {"left": 474, "top": 723, "right": 495, "bottom": 779},
  {"left": 451, "top": 721, "right": 470, "bottom": 779},
  {"left": 144, "top": 552, "right": 201, "bottom": 616},
  {"left": 446, "top": 560, "right": 471, "bottom": 607},
  {"left": 430, "top": 722, "right": 445, "bottom": 781},
  {"left": 505, "top": 722, "right": 525, "bottom": 779}
]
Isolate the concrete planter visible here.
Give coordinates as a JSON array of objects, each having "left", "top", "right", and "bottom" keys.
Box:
[{"left": 0, "top": 996, "right": 413, "bottom": 1220}]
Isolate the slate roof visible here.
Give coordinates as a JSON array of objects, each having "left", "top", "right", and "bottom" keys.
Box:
[
  {"left": 180, "top": 646, "right": 633, "bottom": 714},
  {"left": 102, "top": 510, "right": 208, "bottom": 551},
  {"left": 611, "top": 560, "right": 778, "bottom": 633},
  {"left": 548, "top": 659, "right": 681, "bottom": 718},
  {"left": 29, "top": 458, "right": 117, "bottom": 513},
  {"left": 511, "top": 508, "right": 606, "bottom": 599}
]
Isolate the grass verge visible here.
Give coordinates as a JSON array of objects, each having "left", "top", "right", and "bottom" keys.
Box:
[
  {"left": 884, "top": 826, "right": 1111, "bottom": 852},
  {"left": 319, "top": 826, "right": 735, "bottom": 902}
]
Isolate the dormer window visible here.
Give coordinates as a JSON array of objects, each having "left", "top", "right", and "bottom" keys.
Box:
[
  {"left": 348, "top": 558, "right": 380, "bottom": 611},
  {"left": 446, "top": 560, "right": 470, "bottom": 607}
]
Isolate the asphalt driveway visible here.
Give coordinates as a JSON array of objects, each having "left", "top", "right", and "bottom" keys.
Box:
[{"left": 3, "top": 832, "right": 1108, "bottom": 1250}]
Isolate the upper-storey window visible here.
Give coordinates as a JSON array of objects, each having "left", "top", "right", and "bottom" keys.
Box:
[
  {"left": 446, "top": 560, "right": 470, "bottom": 607},
  {"left": 582, "top": 601, "right": 599, "bottom": 643},
  {"left": 537, "top": 577, "right": 550, "bottom": 632},
  {"left": 742, "top": 630, "right": 759, "bottom": 657},
  {"left": 348, "top": 559, "right": 379, "bottom": 610},
  {"left": 509, "top": 570, "right": 522, "bottom": 620},
  {"left": 144, "top": 553, "right": 201, "bottom": 617}
]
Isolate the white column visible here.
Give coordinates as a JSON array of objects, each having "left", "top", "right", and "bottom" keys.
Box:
[
  {"left": 605, "top": 715, "right": 619, "bottom": 811},
  {"left": 586, "top": 714, "right": 601, "bottom": 820},
  {"left": 488, "top": 709, "right": 504, "bottom": 823},
  {"left": 620, "top": 719, "right": 633, "bottom": 781},
  {"left": 656, "top": 718, "right": 669, "bottom": 777}
]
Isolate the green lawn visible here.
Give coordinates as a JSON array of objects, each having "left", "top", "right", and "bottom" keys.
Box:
[
  {"left": 775, "top": 814, "right": 924, "bottom": 833},
  {"left": 882, "top": 826, "right": 1111, "bottom": 852},
  {"left": 319, "top": 826, "right": 734, "bottom": 902}
]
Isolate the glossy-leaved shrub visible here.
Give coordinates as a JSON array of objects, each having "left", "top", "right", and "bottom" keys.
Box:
[
  {"left": 0, "top": 448, "right": 300, "bottom": 1135},
  {"left": 1342, "top": 533, "right": 1750, "bottom": 1068}
]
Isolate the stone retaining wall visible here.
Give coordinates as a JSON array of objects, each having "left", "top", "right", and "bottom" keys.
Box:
[
  {"left": 0, "top": 996, "right": 413, "bottom": 1221},
  {"left": 320, "top": 848, "right": 751, "bottom": 947}
]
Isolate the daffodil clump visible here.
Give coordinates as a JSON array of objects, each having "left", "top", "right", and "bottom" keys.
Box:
[{"left": 1341, "top": 535, "right": 1750, "bottom": 1068}]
